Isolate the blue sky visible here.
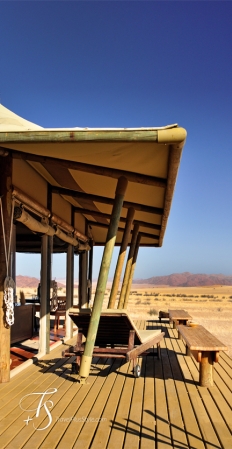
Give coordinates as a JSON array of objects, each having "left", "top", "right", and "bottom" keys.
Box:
[{"left": 1, "top": 1, "right": 232, "bottom": 280}]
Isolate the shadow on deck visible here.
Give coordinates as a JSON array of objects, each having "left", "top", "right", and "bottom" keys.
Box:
[{"left": 1, "top": 319, "right": 231, "bottom": 449}]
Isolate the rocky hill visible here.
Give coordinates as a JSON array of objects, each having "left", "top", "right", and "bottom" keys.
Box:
[
  {"left": 16, "top": 275, "right": 65, "bottom": 288},
  {"left": 134, "top": 272, "right": 232, "bottom": 287}
]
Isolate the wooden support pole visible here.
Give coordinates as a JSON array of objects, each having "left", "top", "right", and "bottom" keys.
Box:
[
  {"left": 0, "top": 155, "right": 12, "bottom": 383},
  {"left": 118, "top": 223, "right": 139, "bottom": 309},
  {"left": 123, "top": 233, "right": 141, "bottom": 309},
  {"left": 39, "top": 235, "right": 50, "bottom": 354},
  {"left": 79, "top": 176, "right": 128, "bottom": 383},
  {"left": 87, "top": 241, "right": 93, "bottom": 306},
  {"left": 79, "top": 252, "right": 88, "bottom": 308},
  {"left": 108, "top": 207, "right": 135, "bottom": 309},
  {"left": 66, "top": 244, "right": 74, "bottom": 339}
]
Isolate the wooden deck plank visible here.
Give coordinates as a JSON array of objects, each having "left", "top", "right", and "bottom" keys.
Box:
[
  {"left": 123, "top": 372, "right": 144, "bottom": 449},
  {"left": 34, "top": 358, "right": 103, "bottom": 449},
  {"left": 162, "top": 341, "right": 189, "bottom": 448},
  {"left": 73, "top": 359, "right": 123, "bottom": 449},
  {"left": 106, "top": 361, "right": 135, "bottom": 449},
  {"left": 154, "top": 337, "right": 173, "bottom": 448},
  {"left": 215, "top": 354, "right": 232, "bottom": 376},
  {"left": 90, "top": 359, "right": 131, "bottom": 449},
  {"left": 0, "top": 357, "right": 68, "bottom": 428},
  {"left": 140, "top": 355, "right": 156, "bottom": 449},
  {"left": 4, "top": 361, "right": 75, "bottom": 449},
  {"left": 198, "top": 387, "right": 232, "bottom": 449},
  {"left": 168, "top": 337, "right": 205, "bottom": 449},
  {"left": 176, "top": 352, "right": 223, "bottom": 449},
  {"left": 213, "top": 370, "right": 232, "bottom": 407},
  {"left": 0, "top": 321, "right": 231, "bottom": 449},
  {"left": 1, "top": 358, "right": 70, "bottom": 447},
  {"left": 55, "top": 359, "right": 116, "bottom": 448},
  {"left": 207, "top": 384, "right": 232, "bottom": 432}
]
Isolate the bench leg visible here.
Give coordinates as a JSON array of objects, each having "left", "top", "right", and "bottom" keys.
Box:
[
  {"left": 199, "top": 351, "right": 214, "bottom": 387},
  {"left": 173, "top": 320, "right": 179, "bottom": 329}
]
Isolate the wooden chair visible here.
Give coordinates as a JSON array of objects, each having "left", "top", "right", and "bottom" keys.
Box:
[
  {"left": 50, "top": 297, "right": 66, "bottom": 332},
  {"left": 63, "top": 308, "right": 165, "bottom": 377}
]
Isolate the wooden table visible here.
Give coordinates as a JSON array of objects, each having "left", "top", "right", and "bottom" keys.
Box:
[
  {"left": 177, "top": 324, "right": 228, "bottom": 387},
  {"left": 168, "top": 309, "right": 192, "bottom": 328}
]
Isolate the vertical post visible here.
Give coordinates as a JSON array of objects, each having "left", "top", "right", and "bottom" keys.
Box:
[
  {"left": 123, "top": 233, "right": 141, "bottom": 309},
  {"left": 10, "top": 224, "right": 16, "bottom": 301},
  {"left": 39, "top": 235, "right": 50, "bottom": 354},
  {"left": 79, "top": 176, "right": 128, "bottom": 383},
  {"left": 66, "top": 243, "right": 74, "bottom": 339},
  {"left": 79, "top": 252, "right": 88, "bottom": 308},
  {"left": 199, "top": 352, "right": 214, "bottom": 387},
  {"left": 118, "top": 223, "right": 139, "bottom": 309},
  {"left": 0, "top": 154, "right": 12, "bottom": 383},
  {"left": 108, "top": 207, "right": 135, "bottom": 309},
  {"left": 87, "top": 240, "right": 93, "bottom": 306}
]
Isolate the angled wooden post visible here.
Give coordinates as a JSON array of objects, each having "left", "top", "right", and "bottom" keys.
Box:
[
  {"left": 108, "top": 207, "right": 135, "bottom": 309},
  {"left": 79, "top": 176, "right": 128, "bottom": 383},
  {"left": 118, "top": 223, "right": 140, "bottom": 309},
  {"left": 66, "top": 243, "right": 74, "bottom": 339},
  {"left": 0, "top": 155, "right": 12, "bottom": 383},
  {"left": 123, "top": 233, "right": 141, "bottom": 309}
]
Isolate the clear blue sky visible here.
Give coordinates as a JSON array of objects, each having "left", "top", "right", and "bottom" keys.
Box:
[{"left": 1, "top": 2, "right": 232, "bottom": 280}]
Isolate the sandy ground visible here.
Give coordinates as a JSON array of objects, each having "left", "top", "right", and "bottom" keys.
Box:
[{"left": 17, "top": 284, "right": 232, "bottom": 359}]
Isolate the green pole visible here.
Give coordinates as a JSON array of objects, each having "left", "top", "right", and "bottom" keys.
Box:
[
  {"left": 79, "top": 176, "right": 128, "bottom": 383},
  {"left": 123, "top": 233, "right": 141, "bottom": 309},
  {"left": 108, "top": 207, "right": 135, "bottom": 309},
  {"left": 118, "top": 223, "right": 139, "bottom": 309}
]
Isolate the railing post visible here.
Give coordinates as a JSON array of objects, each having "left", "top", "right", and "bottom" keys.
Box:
[{"left": 79, "top": 176, "right": 128, "bottom": 383}]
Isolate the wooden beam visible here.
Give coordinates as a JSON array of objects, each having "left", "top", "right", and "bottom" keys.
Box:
[
  {"left": 10, "top": 149, "right": 166, "bottom": 188},
  {"left": 52, "top": 187, "right": 163, "bottom": 215},
  {"left": 74, "top": 207, "right": 161, "bottom": 230},
  {"left": 0, "top": 129, "right": 159, "bottom": 143}
]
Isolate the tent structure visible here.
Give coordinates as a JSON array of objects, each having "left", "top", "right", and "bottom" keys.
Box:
[{"left": 0, "top": 104, "right": 187, "bottom": 382}]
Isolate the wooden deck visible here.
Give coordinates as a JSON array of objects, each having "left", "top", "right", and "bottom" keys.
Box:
[{"left": 1, "top": 320, "right": 231, "bottom": 449}]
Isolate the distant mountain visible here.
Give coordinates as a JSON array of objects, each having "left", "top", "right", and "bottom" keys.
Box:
[
  {"left": 134, "top": 272, "right": 232, "bottom": 287},
  {"left": 16, "top": 275, "right": 66, "bottom": 288}
]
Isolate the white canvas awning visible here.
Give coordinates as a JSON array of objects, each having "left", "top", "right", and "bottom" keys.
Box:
[{"left": 0, "top": 104, "right": 187, "bottom": 251}]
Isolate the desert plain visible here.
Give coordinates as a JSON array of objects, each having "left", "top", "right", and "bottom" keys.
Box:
[{"left": 17, "top": 284, "right": 232, "bottom": 358}]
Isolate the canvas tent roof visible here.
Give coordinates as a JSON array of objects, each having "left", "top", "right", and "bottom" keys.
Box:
[{"left": 0, "top": 104, "right": 187, "bottom": 252}]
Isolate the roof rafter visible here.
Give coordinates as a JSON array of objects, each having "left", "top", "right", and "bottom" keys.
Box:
[
  {"left": 9, "top": 149, "right": 167, "bottom": 188},
  {"left": 52, "top": 186, "right": 164, "bottom": 215}
]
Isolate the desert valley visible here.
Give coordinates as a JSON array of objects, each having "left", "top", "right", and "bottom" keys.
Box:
[{"left": 16, "top": 274, "right": 232, "bottom": 359}]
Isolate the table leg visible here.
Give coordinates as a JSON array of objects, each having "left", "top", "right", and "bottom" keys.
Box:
[{"left": 199, "top": 351, "right": 214, "bottom": 387}]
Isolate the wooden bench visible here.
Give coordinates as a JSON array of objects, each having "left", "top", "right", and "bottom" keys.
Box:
[
  {"left": 177, "top": 324, "right": 228, "bottom": 387},
  {"left": 158, "top": 310, "right": 169, "bottom": 322},
  {"left": 169, "top": 309, "right": 192, "bottom": 328}
]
